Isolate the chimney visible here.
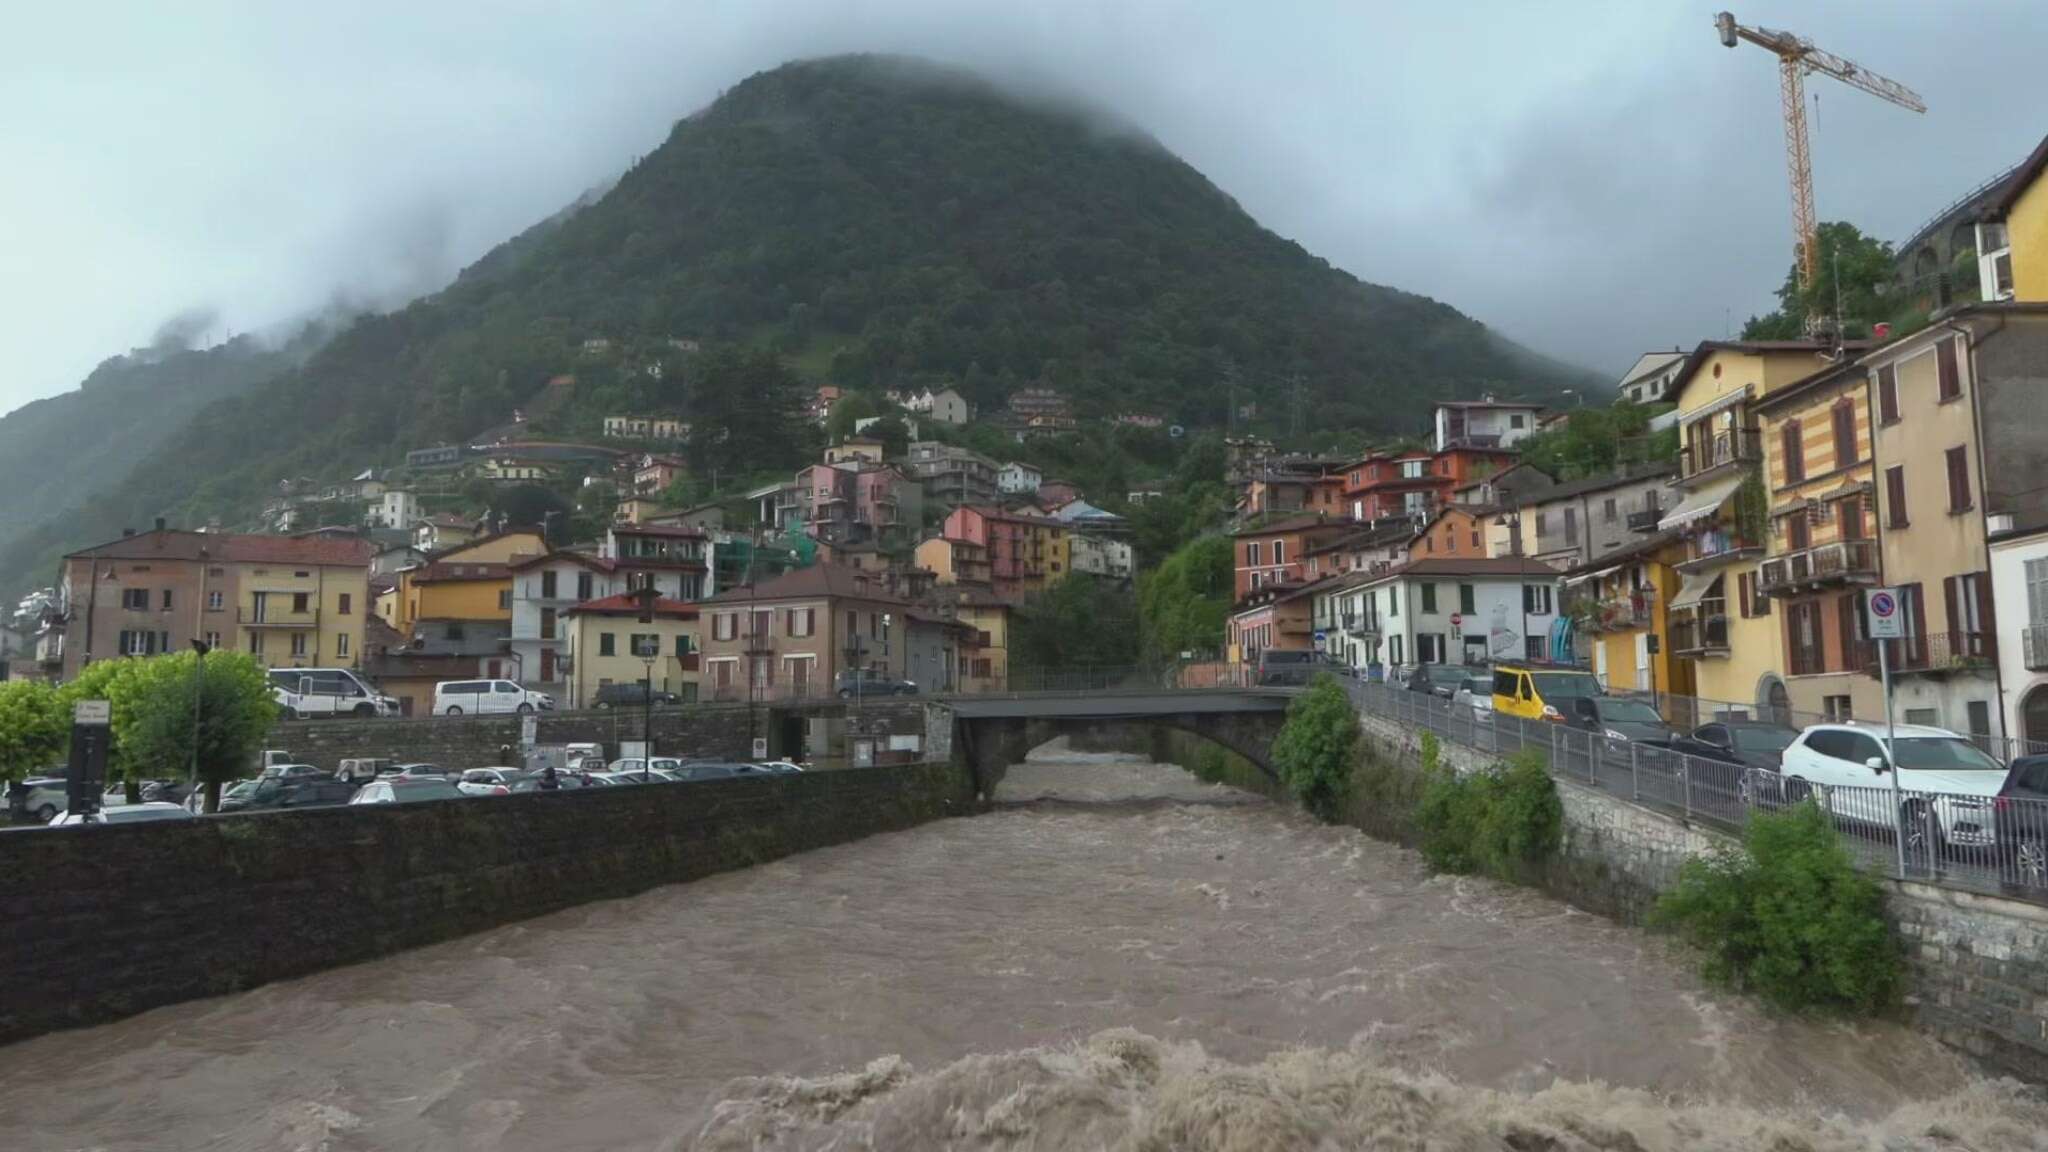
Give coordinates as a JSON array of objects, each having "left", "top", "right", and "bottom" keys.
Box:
[{"left": 154, "top": 517, "right": 166, "bottom": 532}]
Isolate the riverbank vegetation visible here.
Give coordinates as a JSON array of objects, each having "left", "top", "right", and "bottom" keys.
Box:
[
  {"left": 1414, "top": 742, "right": 1563, "bottom": 882},
  {"left": 1269, "top": 676, "right": 1358, "bottom": 821},
  {"left": 1651, "top": 802, "right": 1901, "bottom": 1016}
]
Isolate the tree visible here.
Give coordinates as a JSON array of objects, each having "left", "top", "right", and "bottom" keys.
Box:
[
  {"left": 687, "top": 346, "right": 814, "bottom": 485},
  {"left": 113, "top": 650, "right": 279, "bottom": 813},
  {"left": 823, "top": 392, "right": 881, "bottom": 442},
  {"left": 863, "top": 414, "right": 911, "bottom": 459},
  {"left": 1137, "top": 535, "right": 1233, "bottom": 663},
  {"left": 1270, "top": 675, "right": 1358, "bottom": 821},
  {"left": 57, "top": 658, "right": 140, "bottom": 793},
  {"left": 1513, "top": 404, "right": 1666, "bottom": 480},
  {"left": 0, "top": 680, "right": 66, "bottom": 783},
  {"left": 1009, "top": 576, "right": 1140, "bottom": 673},
  {"left": 1741, "top": 221, "right": 1901, "bottom": 340}
]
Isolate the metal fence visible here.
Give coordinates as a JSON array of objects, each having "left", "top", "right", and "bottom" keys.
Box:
[{"left": 1351, "top": 681, "right": 2048, "bottom": 904}]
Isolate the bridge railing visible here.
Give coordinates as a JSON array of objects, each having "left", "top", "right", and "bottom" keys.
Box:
[{"left": 1349, "top": 680, "right": 2048, "bottom": 907}]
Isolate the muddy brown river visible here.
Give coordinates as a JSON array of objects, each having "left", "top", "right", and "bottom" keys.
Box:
[{"left": 0, "top": 748, "right": 2043, "bottom": 1150}]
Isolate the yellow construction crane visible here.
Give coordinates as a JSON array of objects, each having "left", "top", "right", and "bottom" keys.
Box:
[{"left": 1715, "top": 11, "right": 1926, "bottom": 289}]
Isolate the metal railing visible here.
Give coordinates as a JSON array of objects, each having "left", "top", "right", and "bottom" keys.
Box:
[
  {"left": 1756, "top": 539, "right": 1878, "bottom": 595},
  {"left": 1849, "top": 630, "right": 1997, "bottom": 677},
  {"left": 1351, "top": 681, "right": 2048, "bottom": 903},
  {"left": 239, "top": 605, "right": 319, "bottom": 627},
  {"left": 1679, "top": 426, "right": 1762, "bottom": 481},
  {"left": 1668, "top": 600, "right": 1729, "bottom": 654}
]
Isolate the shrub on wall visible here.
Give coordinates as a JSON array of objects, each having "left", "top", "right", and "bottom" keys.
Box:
[
  {"left": 1651, "top": 801, "right": 1900, "bottom": 1015},
  {"left": 1270, "top": 675, "right": 1358, "bottom": 821},
  {"left": 1416, "top": 749, "right": 1562, "bottom": 881}
]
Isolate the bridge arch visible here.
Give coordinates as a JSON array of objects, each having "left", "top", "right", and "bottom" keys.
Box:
[{"left": 942, "top": 691, "right": 1294, "bottom": 795}]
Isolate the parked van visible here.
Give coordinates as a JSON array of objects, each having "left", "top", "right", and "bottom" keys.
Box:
[
  {"left": 1490, "top": 664, "right": 1604, "bottom": 723},
  {"left": 269, "top": 668, "right": 399, "bottom": 719},
  {"left": 1254, "top": 649, "right": 1317, "bottom": 686},
  {"left": 432, "top": 679, "right": 554, "bottom": 716}
]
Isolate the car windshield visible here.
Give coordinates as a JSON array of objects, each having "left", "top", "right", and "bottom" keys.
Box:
[
  {"left": 1529, "top": 672, "right": 1602, "bottom": 700},
  {"left": 1891, "top": 737, "right": 2004, "bottom": 773},
  {"left": 1730, "top": 726, "right": 1797, "bottom": 754},
  {"left": 1460, "top": 677, "right": 1490, "bottom": 694},
  {"left": 1261, "top": 651, "right": 1311, "bottom": 664},
  {"left": 1599, "top": 699, "right": 1665, "bottom": 724}
]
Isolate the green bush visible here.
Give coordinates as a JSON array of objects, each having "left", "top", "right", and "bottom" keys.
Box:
[
  {"left": 1651, "top": 801, "right": 1900, "bottom": 1015},
  {"left": 1416, "top": 749, "right": 1562, "bottom": 881},
  {"left": 1270, "top": 676, "right": 1358, "bottom": 821}
]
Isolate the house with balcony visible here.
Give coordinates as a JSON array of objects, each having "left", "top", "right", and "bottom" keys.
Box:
[
  {"left": 905, "top": 441, "right": 1001, "bottom": 509},
  {"left": 561, "top": 593, "right": 701, "bottom": 709},
  {"left": 1653, "top": 338, "right": 1859, "bottom": 720},
  {"left": 1504, "top": 464, "right": 1675, "bottom": 571},
  {"left": 940, "top": 506, "right": 1068, "bottom": 599},
  {"left": 1231, "top": 512, "right": 1359, "bottom": 600},
  {"left": 1562, "top": 530, "right": 1696, "bottom": 708},
  {"left": 1431, "top": 397, "right": 1543, "bottom": 451},
  {"left": 1311, "top": 557, "right": 1564, "bottom": 674},
  {"left": 913, "top": 535, "right": 995, "bottom": 586},
  {"left": 1229, "top": 577, "right": 1323, "bottom": 666},
  {"left": 997, "top": 461, "right": 1042, "bottom": 495},
  {"left": 795, "top": 461, "right": 919, "bottom": 548},
  {"left": 508, "top": 551, "right": 620, "bottom": 695},
  {"left": 1751, "top": 358, "right": 1884, "bottom": 722},
  {"left": 698, "top": 565, "right": 911, "bottom": 701},
  {"left": 600, "top": 523, "right": 711, "bottom": 601}
]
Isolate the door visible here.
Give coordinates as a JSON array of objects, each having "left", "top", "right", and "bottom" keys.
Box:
[
  {"left": 2024, "top": 686, "right": 2048, "bottom": 758},
  {"left": 540, "top": 648, "right": 556, "bottom": 683},
  {"left": 493, "top": 681, "right": 521, "bottom": 713},
  {"left": 787, "top": 657, "right": 812, "bottom": 698}
]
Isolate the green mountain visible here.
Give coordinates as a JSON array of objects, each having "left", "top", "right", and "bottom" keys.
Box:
[{"left": 3, "top": 54, "right": 1590, "bottom": 597}]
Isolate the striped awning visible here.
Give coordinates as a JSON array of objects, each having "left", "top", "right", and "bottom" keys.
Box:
[{"left": 1657, "top": 472, "right": 1746, "bottom": 532}]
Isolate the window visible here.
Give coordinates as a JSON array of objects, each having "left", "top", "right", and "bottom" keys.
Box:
[
  {"left": 1885, "top": 465, "right": 1909, "bottom": 528},
  {"left": 248, "top": 631, "right": 261, "bottom": 654},
  {"left": 203, "top": 630, "right": 221, "bottom": 651},
  {"left": 1522, "top": 584, "right": 1553, "bottom": 614},
  {"left": 1246, "top": 541, "right": 1261, "bottom": 566},
  {"left": 1967, "top": 701, "right": 1993, "bottom": 752},
  {"left": 1830, "top": 400, "right": 1856, "bottom": 467},
  {"left": 540, "top": 607, "right": 557, "bottom": 640},
  {"left": 541, "top": 571, "right": 557, "bottom": 598},
  {"left": 1876, "top": 365, "right": 1899, "bottom": 425},
  {"left": 119, "top": 630, "right": 150, "bottom": 656},
  {"left": 290, "top": 632, "right": 308, "bottom": 657},
  {"left": 787, "top": 607, "right": 815, "bottom": 637},
  {"left": 1737, "top": 571, "right": 1757, "bottom": 618},
  {"left": 1788, "top": 601, "right": 1822, "bottom": 675},
  {"left": 1458, "top": 583, "right": 1475, "bottom": 614},
  {"left": 577, "top": 571, "right": 593, "bottom": 601},
  {"left": 1425, "top": 536, "right": 1435, "bottom": 553},
  {"left": 1602, "top": 497, "right": 1617, "bottom": 523},
  {"left": 2029, "top": 558, "right": 2048, "bottom": 626},
  {"left": 1945, "top": 446, "right": 1972, "bottom": 513},
  {"left": 1936, "top": 338, "right": 1960, "bottom": 401},
  {"left": 121, "top": 588, "right": 148, "bottom": 611},
  {"left": 1837, "top": 593, "right": 1863, "bottom": 671},
  {"left": 498, "top": 589, "right": 512, "bottom": 611},
  {"left": 292, "top": 592, "right": 309, "bottom": 614},
  {"left": 1563, "top": 506, "right": 1579, "bottom": 546},
  {"left": 338, "top": 593, "right": 352, "bottom": 616},
  {"left": 1389, "top": 586, "right": 1400, "bottom": 617},
  {"left": 1421, "top": 584, "right": 1437, "bottom": 613},
  {"left": 1838, "top": 495, "right": 1863, "bottom": 541},
  {"left": 599, "top": 632, "right": 616, "bottom": 656},
  {"left": 630, "top": 633, "right": 659, "bottom": 658},
  {"left": 714, "top": 613, "right": 737, "bottom": 641},
  {"left": 1534, "top": 511, "right": 1548, "bottom": 537},
  {"left": 1786, "top": 510, "right": 1810, "bottom": 551},
  {"left": 1904, "top": 708, "right": 1940, "bottom": 729},
  {"left": 160, "top": 589, "right": 174, "bottom": 610},
  {"left": 1470, "top": 529, "right": 1481, "bottom": 549},
  {"left": 1823, "top": 695, "right": 1853, "bottom": 722},
  {"left": 1510, "top": 413, "right": 1526, "bottom": 429},
  {"left": 336, "top": 633, "right": 350, "bottom": 658},
  {"left": 207, "top": 590, "right": 224, "bottom": 611},
  {"left": 445, "top": 622, "right": 465, "bottom": 640},
  {"left": 1780, "top": 420, "right": 1805, "bottom": 483},
  {"left": 1273, "top": 540, "right": 1287, "bottom": 566}
]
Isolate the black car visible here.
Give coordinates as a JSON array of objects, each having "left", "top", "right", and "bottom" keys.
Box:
[
  {"left": 1997, "top": 755, "right": 2048, "bottom": 890},
  {"left": 592, "top": 683, "right": 683, "bottom": 709},
  {"left": 1405, "top": 664, "right": 1464, "bottom": 699},
  {"left": 1564, "top": 695, "right": 1679, "bottom": 744},
  {"left": 1683, "top": 721, "right": 1800, "bottom": 771},
  {"left": 217, "top": 776, "right": 360, "bottom": 813}
]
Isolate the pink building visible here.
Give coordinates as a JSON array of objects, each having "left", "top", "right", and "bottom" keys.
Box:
[
  {"left": 796, "top": 462, "right": 918, "bottom": 546},
  {"left": 941, "top": 505, "right": 1066, "bottom": 598}
]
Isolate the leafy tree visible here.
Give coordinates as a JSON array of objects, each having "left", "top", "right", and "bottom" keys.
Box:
[
  {"left": 686, "top": 346, "right": 814, "bottom": 485},
  {"left": 0, "top": 680, "right": 67, "bottom": 783},
  {"left": 1740, "top": 221, "right": 1902, "bottom": 340},
  {"left": 1009, "top": 576, "right": 1140, "bottom": 672},
  {"left": 1270, "top": 675, "right": 1358, "bottom": 821},
  {"left": 823, "top": 392, "right": 882, "bottom": 442},
  {"left": 1137, "top": 535, "right": 1233, "bottom": 662},
  {"left": 1416, "top": 748, "right": 1560, "bottom": 880},
  {"left": 1514, "top": 404, "right": 1666, "bottom": 480},
  {"left": 113, "top": 651, "right": 280, "bottom": 813},
  {"left": 863, "top": 414, "right": 911, "bottom": 460}
]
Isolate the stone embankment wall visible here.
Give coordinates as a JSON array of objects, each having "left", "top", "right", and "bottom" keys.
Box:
[{"left": 0, "top": 760, "right": 977, "bottom": 1046}]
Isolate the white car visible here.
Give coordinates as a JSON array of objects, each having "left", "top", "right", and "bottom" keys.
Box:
[
  {"left": 607, "top": 757, "right": 684, "bottom": 778},
  {"left": 269, "top": 668, "right": 400, "bottom": 719},
  {"left": 433, "top": 679, "right": 554, "bottom": 716},
  {"left": 1779, "top": 722, "right": 2007, "bottom": 850},
  {"left": 1450, "top": 674, "right": 1495, "bottom": 720},
  {"left": 456, "top": 768, "right": 525, "bottom": 797},
  {"left": 48, "top": 802, "right": 196, "bottom": 827}
]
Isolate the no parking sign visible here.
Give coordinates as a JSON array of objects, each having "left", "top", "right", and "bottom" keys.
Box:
[{"left": 1866, "top": 588, "right": 1903, "bottom": 639}]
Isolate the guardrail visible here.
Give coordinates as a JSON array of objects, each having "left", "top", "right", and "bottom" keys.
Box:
[{"left": 1353, "top": 681, "right": 2048, "bottom": 903}]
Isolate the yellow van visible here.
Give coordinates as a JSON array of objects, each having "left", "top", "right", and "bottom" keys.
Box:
[{"left": 1490, "top": 665, "right": 1606, "bottom": 723}]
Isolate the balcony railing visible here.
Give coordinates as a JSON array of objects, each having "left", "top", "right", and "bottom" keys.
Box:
[
  {"left": 1579, "top": 592, "right": 1654, "bottom": 633},
  {"left": 2028, "top": 627, "right": 2048, "bottom": 673},
  {"left": 1679, "top": 426, "right": 1762, "bottom": 482},
  {"left": 1853, "top": 630, "right": 1997, "bottom": 678},
  {"left": 1675, "top": 529, "right": 1764, "bottom": 573},
  {"left": 1625, "top": 507, "right": 1664, "bottom": 532},
  {"left": 1755, "top": 539, "right": 1878, "bottom": 596},
  {"left": 1669, "top": 599, "right": 1729, "bottom": 656},
  {"left": 239, "top": 605, "right": 319, "bottom": 628}
]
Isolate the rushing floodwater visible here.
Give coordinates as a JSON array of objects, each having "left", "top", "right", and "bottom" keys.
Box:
[{"left": 1, "top": 748, "right": 2044, "bottom": 1151}]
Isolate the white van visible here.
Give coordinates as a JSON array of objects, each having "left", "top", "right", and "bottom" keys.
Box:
[
  {"left": 433, "top": 679, "right": 554, "bottom": 716},
  {"left": 269, "top": 668, "right": 399, "bottom": 719}
]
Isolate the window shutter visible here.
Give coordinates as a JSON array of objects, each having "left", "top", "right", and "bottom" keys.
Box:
[
  {"left": 1886, "top": 465, "right": 1908, "bottom": 527},
  {"left": 1836, "top": 593, "right": 1859, "bottom": 671},
  {"left": 1877, "top": 365, "right": 1899, "bottom": 424},
  {"left": 1946, "top": 447, "right": 1971, "bottom": 512},
  {"left": 1833, "top": 401, "right": 1856, "bottom": 466},
  {"left": 1737, "top": 572, "right": 1752, "bottom": 617},
  {"left": 1943, "top": 576, "right": 1958, "bottom": 647},
  {"left": 1975, "top": 571, "right": 1997, "bottom": 649},
  {"left": 1781, "top": 421, "right": 1804, "bottom": 483},
  {"left": 1937, "top": 338, "right": 1960, "bottom": 400}
]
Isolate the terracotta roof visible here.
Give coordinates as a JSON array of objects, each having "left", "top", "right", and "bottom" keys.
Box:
[
  {"left": 1387, "top": 556, "right": 1563, "bottom": 578},
  {"left": 66, "top": 528, "right": 375, "bottom": 566},
  {"left": 410, "top": 561, "right": 512, "bottom": 583},
  {"left": 418, "top": 514, "right": 477, "bottom": 529},
  {"left": 957, "top": 504, "right": 1064, "bottom": 528},
  {"left": 706, "top": 563, "right": 909, "bottom": 605},
  {"left": 564, "top": 593, "right": 699, "bottom": 619},
  {"left": 1303, "top": 521, "right": 1420, "bottom": 555},
  {"left": 1230, "top": 512, "right": 1352, "bottom": 537},
  {"left": 1668, "top": 338, "right": 1872, "bottom": 400}
]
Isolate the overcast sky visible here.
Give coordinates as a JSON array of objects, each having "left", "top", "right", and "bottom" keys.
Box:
[{"left": 4, "top": 1, "right": 2041, "bottom": 415}]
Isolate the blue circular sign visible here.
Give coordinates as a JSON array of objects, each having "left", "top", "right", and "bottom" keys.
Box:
[{"left": 1869, "top": 591, "right": 1897, "bottom": 618}]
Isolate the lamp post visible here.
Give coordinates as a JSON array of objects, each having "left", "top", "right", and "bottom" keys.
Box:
[{"left": 189, "top": 638, "right": 210, "bottom": 804}]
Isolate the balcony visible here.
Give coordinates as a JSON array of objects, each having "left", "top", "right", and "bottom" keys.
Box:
[
  {"left": 1579, "top": 592, "right": 1654, "bottom": 633},
  {"left": 1669, "top": 600, "right": 1730, "bottom": 657},
  {"left": 1625, "top": 507, "right": 1664, "bottom": 533},
  {"left": 1755, "top": 539, "right": 1878, "bottom": 597},
  {"left": 1674, "top": 529, "right": 1765, "bottom": 574},
  {"left": 2028, "top": 627, "right": 2048, "bottom": 673},
  {"left": 1854, "top": 631, "right": 1997, "bottom": 679},
  {"left": 239, "top": 604, "right": 319, "bottom": 628},
  {"left": 740, "top": 630, "right": 775, "bottom": 655},
  {"left": 1679, "top": 426, "right": 1762, "bottom": 484}
]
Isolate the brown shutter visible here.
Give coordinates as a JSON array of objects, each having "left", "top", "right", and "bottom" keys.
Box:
[
  {"left": 1781, "top": 421, "right": 1804, "bottom": 483},
  {"left": 1837, "top": 592, "right": 1859, "bottom": 672},
  {"left": 1943, "top": 576, "right": 1959, "bottom": 646},
  {"left": 1937, "top": 338, "right": 1960, "bottom": 401},
  {"left": 1976, "top": 571, "right": 1997, "bottom": 654},
  {"left": 1908, "top": 582, "right": 1929, "bottom": 663},
  {"left": 1832, "top": 401, "right": 1854, "bottom": 466},
  {"left": 1946, "top": 447, "right": 1971, "bottom": 512},
  {"left": 1877, "top": 365, "right": 1899, "bottom": 424},
  {"left": 1886, "top": 465, "right": 1908, "bottom": 528},
  {"left": 1737, "top": 571, "right": 1752, "bottom": 617}
]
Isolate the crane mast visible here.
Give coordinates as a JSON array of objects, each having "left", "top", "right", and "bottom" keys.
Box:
[{"left": 1715, "top": 11, "right": 1927, "bottom": 290}]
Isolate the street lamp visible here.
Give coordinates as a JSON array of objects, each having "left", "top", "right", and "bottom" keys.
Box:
[{"left": 189, "top": 638, "right": 210, "bottom": 805}]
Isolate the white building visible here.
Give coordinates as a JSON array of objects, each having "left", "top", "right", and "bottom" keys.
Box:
[
  {"left": 508, "top": 551, "right": 621, "bottom": 694},
  {"left": 1311, "top": 557, "right": 1564, "bottom": 675},
  {"left": 997, "top": 461, "right": 1042, "bottom": 494},
  {"left": 1990, "top": 519, "right": 2048, "bottom": 755},
  {"left": 927, "top": 388, "right": 970, "bottom": 426},
  {"left": 1069, "top": 534, "right": 1134, "bottom": 580},
  {"left": 1617, "top": 350, "right": 1687, "bottom": 405},
  {"left": 1431, "top": 398, "right": 1544, "bottom": 452},
  {"left": 370, "top": 489, "right": 420, "bottom": 530}
]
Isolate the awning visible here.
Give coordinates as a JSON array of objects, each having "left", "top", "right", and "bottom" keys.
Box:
[
  {"left": 1565, "top": 564, "right": 1619, "bottom": 587},
  {"left": 1676, "top": 384, "right": 1753, "bottom": 426},
  {"left": 1657, "top": 472, "right": 1746, "bottom": 532},
  {"left": 1670, "top": 569, "right": 1722, "bottom": 610}
]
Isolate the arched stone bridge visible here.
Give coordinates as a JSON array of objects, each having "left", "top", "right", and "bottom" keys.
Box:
[{"left": 941, "top": 689, "right": 1298, "bottom": 793}]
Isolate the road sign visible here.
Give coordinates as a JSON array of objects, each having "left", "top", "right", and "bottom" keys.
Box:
[
  {"left": 520, "top": 713, "right": 538, "bottom": 748},
  {"left": 1450, "top": 613, "right": 1464, "bottom": 628},
  {"left": 1866, "top": 588, "right": 1904, "bottom": 639},
  {"left": 751, "top": 736, "right": 769, "bottom": 760},
  {"left": 72, "top": 699, "right": 110, "bottom": 726}
]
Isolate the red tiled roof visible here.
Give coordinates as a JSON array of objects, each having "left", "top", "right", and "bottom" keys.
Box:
[
  {"left": 564, "top": 593, "right": 699, "bottom": 619},
  {"left": 66, "top": 528, "right": 375, "bottom": 566}
]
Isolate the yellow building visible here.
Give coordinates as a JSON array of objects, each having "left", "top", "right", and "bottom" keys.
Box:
[
  {"left": 1563, "top": 531, "right": 1695, "bottom": 709},
  {"left": 947, "top": 588, "right": 1012, "bottom": 691},
  {"left": 914, "top": 536, "right": 993, "bottom": 585},
  {"left": 1655, "top": 339, "right": 1857, "bottom": 722},
  {"left": 1976, "top": 135, "right": 2048, "bottom": 303},
  {"left": 390, "top": 529, "right": 545, "bottom": 636},
  {"left": 561, "top": 593, "right": 701, "bottom": 709},
  {"left": 233, "top": 542, "right": 376, "bottom": 669}
]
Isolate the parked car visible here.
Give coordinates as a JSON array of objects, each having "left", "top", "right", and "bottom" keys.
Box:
[
  {"left": 607, "top": 756, "right": 685, "bottom": 778},
  {"left": 675, "top": 762, "right": 743, "bottom": 781},
  {"left": 48, "top": 802, "right": 196, "bottom": 827},
  {"left": 1451, "top": 674, "right": 1495, "bottom": 720},
  {"left": 1252, "top": 650, "right": 1316, "bottom": 687},
  {"left": 1682, "top": 721, "right": 1800, "bottom": 772},
  {"left": 1995, "top": 755, "right": 2048, "bottom": 889},
  {"left": 1779, "top": 722, "right": 2008, "bottom": 854},
  {"left": 11, "top": 772, "right": 72, "bottom": 823},
  {"left": 135, "top": 778, "right": 196, "bottom": 806},
  {"left": 349, "top": 778, "right": 465, "bottom": 805},
  {"left": 834, "top": 669, "right": 919, "bottom": 698},
  {"left": 336, "top": 758, "right": 396, "bottom": 784},
  {"left": 1564, "top": 696, "right": 1678, "bottom": 744},
  {"left": 432, "top": 679, "right": 554, "bottom": 716},
  {"left": 754, "top": 760, "right": 806, "bottom": 775},
  {"left": 269, "top": 668, "right": 400, "bottom": 719},
  {"left": 591, "top": 683, "right": 682, "bottom": 709},
  {"left": 390, "top": 763, "right": 451, "bottom": 780},
  {"left": 1405, "top": 664, "right": 1464, "bottom": 699},
  {"left": 456, "top": 768, "right": 526, "bottom": 797},
  {"left": 257, "top": 763, "right": 326, "bottom": 783},
  {"left": 217, "top": 776, "right": 360, "bottom": 813},
  {"left": 1490, "top": 665, "right": 1604, "bottom": 723}
]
